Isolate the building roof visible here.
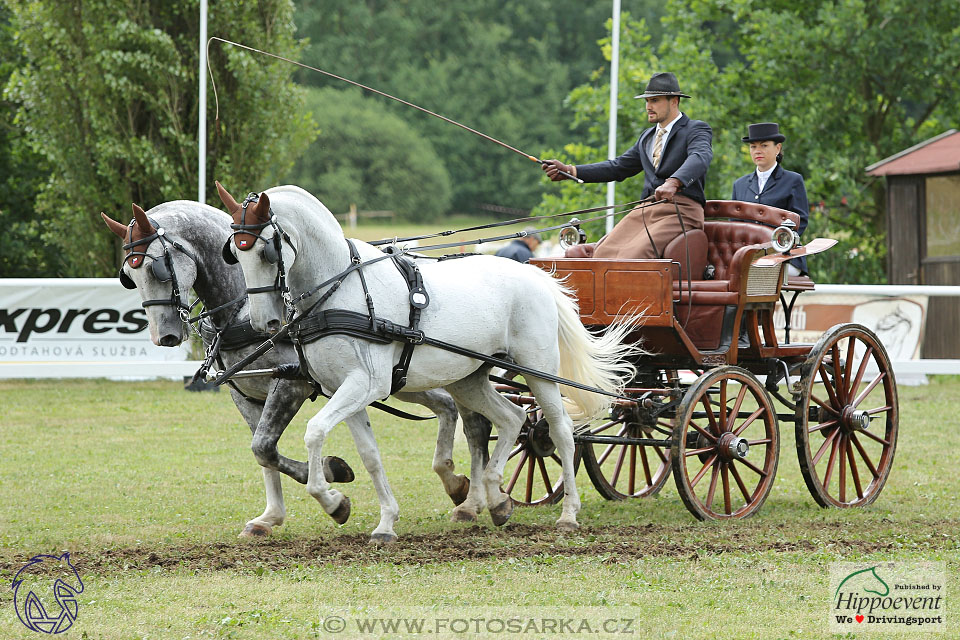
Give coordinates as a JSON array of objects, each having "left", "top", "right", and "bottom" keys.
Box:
[{"left": 866, "top": 129, "right": 960, "bottom": 176}]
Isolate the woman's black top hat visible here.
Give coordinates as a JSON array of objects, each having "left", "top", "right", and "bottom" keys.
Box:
[
  {"left": 742, "top": 122, "right": 785, "bottom": 143},
  {"left": 634, "top": 72, "right": 692, "bottom": 99}
]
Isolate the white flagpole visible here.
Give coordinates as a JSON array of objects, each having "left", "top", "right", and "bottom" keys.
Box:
[
  {"left": 605, "top": 0, "right": 621, "bottom": 234},
  {"left": 198, "top": 0, "right": 208, "bottom": 204}
]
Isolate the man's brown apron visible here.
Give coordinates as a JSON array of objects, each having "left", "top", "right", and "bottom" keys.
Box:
[{"left": 594, "top": 195, "right": 704, "bottom": 259}]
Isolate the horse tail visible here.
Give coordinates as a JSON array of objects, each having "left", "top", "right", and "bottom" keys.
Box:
[{"left": 540, "top": 270, "right": 643, "bottom": 422}]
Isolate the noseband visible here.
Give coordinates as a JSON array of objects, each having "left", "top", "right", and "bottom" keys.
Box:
[
  {"left": 118, "top": 217, "right": 200, "bottom": 322},
  {"left": 222, "top": 192, "right": 298, "bottom": 313}
]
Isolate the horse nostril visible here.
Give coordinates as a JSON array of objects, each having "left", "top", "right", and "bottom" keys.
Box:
[
  {"left": 159, "top": 334, "right": 181, "bottom": 347},
  {"left": 265, "top": 319, "right": 281, "bottom": 334}
]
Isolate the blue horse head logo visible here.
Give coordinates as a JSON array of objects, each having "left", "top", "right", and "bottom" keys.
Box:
[{"left": 12, "top": 552, "right": 84, "bottom": 634}]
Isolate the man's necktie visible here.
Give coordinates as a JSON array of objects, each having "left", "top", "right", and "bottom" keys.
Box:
[{"left": 652, "top": 127, "right": 666, "bottom": 169}]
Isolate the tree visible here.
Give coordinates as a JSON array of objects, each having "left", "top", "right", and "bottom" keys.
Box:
[
  {"left": 289, "top": 87, "right": 451, "bottom": 221},
  {"left": 3, "top": 0, "right": 314, "bottom": 276},
  {"left": 535, "top": 0, "right": 960, "bottom": 283}
]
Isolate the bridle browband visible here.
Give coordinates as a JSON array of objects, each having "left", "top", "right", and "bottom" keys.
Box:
[
  {"left": 118, "top": 217, "right": 201, "bottom": 321},
  {"left": 222, "top": 193, "right": 298, "bottom": 305}
]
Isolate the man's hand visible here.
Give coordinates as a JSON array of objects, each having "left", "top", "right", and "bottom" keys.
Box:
[
  {"left": 542, "top": 159, "right": 575, "bottom": 182},
  {"left": 655, "top": 177, "right": 683, "bottom": 201},
  {"left": 564, "top": 242, "right": 595, "bottom": 258}
]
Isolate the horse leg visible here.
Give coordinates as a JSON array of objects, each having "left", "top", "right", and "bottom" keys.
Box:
[
  {"left": 446, "top": 370, "right": 526, "bottom": 527},
  {"left": 395, "top": 389, "right": 469, "bottom": 505},
  {"left": 231, "top": 390, "right": 287, "bottom": 538},
  {"left": 449, "top": 405, "right": 492, "bottom": 522},
  {"left": 526, "top": 379, "right": 581, "bottom": 531},
  {"left": 250, "top": 380, "right": 354, "bottom": 485},
  {"left": 303, "top": 378, "right": 382, "bottom": 526},
  {"left": 343, "top": 411, "right": 400, "bottom": 544}
]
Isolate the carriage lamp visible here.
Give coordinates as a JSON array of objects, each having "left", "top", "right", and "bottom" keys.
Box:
[
  {"left": 771, "top": 219, "right": 800, "bottom": 253},
  {"left": 559, "top": 219, "right": 587, "bottom": 250}
]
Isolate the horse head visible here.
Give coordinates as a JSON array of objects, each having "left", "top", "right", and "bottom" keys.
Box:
[
  {"left": 101, "top": 204, "right": 196, "bottom": 346},
  {"left": 216, "top": 181, "right": 298, "bottom": 333}
]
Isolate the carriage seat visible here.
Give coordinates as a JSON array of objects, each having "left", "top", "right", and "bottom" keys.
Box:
[{"left": 670, "top": 200, "right": 802, "bottom": 350}]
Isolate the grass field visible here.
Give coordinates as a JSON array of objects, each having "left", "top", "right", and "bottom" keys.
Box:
[{"left": 0, "top": 376, "right": 957, "bottom": 639}]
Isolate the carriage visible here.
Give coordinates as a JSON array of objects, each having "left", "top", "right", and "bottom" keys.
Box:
[{"left": 492, "top": 200, "right": 898, "bottom": 520}]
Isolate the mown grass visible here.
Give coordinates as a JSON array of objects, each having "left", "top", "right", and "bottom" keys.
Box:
[{"left": 0, "top": 377, "right": 957, "bottom": 639}]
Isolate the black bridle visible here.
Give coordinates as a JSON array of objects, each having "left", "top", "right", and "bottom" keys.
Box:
[
  {"left": 222, "top": 193, "right": 297, "bottom": 310},
  {"left": 118, "top": 218, "right": 201, "bottom": 322}
]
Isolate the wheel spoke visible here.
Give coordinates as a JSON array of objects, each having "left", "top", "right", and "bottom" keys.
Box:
[
  {"left": 858, "top": 426, "right": 891, "bottom": 447},
  {"left": 690, "top": 453, "right": 718, "bottom": 488},
  {"left": 842, "top": 337, "right": 857, "bottom": 401},
  {"left": 808, "top": 418, "right": 839, "bottom": 434},
  {"left": 537, "top": 456, "right": 553, "bottom": 494},
  {"left": 727, "top": 384, "right": 748, "bottom": 433},
  {"left": 852, "top": 372, "right": 886, "bottom": 409},
  {"left": 822, "top": 434, "right": 842, "bottom": 491},
  {"left": 701, "top": 394, "right": 720, "bottom": 434},
  {"left": 719, "top": 380, "right": 728, "bottom": 432},
  {"left": 704, "top": 461, "right": 720, "bottom": 510},
  {"left": 628, "top": 445, "right": 637, "bottom": 494},
  {"left": 839, "top": 434, "right": 847, "bottom": 502},
  {"left": 850, "top": 433, "right": 879, "bottom": 478},
  {"left": 865, "top": 405, "right": 893, "bottom": 415},
  {"left": 610, "top": 441, "right": 628, "bottom": 487},
  {"left": 733, "top": 407, "right": 765, "bottom": 437},
  {"left": 505, "top": 450, "right": 527, "bottom": 493},
  {"left": 734, "top": 456, "right": 767, "bottom": 477},
  {"left": 810, "top": 393, "right": 842, "bottom": 418},
  {"left": 818, "top": 363, "right": 842, "bottom": 409},
  {"left": 638, "top": 444, "right": 653, "bottom": 487},
  {"left": 524, "top": 452, "right": 535, "bottom": 502},
  {"left": 597, "top": 425, "right": 627, "bottom": 465},
  {"left": 689, "top": 420, "right": 719, "bottom": 443},
  {"left": 746, "top": 438, "right": 771, "bottom": 445},
  {"left": 831, "top": 344, "right": 845, "bottom": 404},
  {"left": 587, "top": 419, "right": 623, "bottom": 435},
  {"left": 729, "top": 462, "right": 752, "bottom": 503},
  {"left": 722, "top": 464, "right": 732, "bottom": 515},
  {"left": 846, "top": 438, "right": 864, "bottom": 500},
  {"left": 685, "top": 445, "right": 717, "bottom": 457},
  {"left": 848, "top": 345, "right": 874, "bottom": 402},
  {"left": 811, "top": 426, "right": 839, "bottom": 465}
]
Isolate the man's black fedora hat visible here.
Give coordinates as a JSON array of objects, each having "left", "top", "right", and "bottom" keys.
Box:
[
  {"left": 742, "top": 122, "right": 786, "bottom": 143},
  {"left": 634, "top": 72, "right": 692, "bottom": 99}
]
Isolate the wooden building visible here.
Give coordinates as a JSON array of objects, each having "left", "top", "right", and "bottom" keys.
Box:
[{"left": 866, "top": 130, "right": 960, "bottom": 358}]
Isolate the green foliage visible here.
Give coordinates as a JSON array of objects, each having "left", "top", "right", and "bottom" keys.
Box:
[
  {"left": 3, "top": 0, "right": 314, "bottom": 276},
  {"left": 289, "top": 87, "right": 451, "bottom": 222},
  {"left": 535, "top": 0, "right": 960, "bottom": 284},
  {"left": 292, "top": 1, "right": 662, "bottom": 214}
]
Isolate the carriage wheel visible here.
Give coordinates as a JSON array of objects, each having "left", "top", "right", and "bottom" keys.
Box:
[
  {"left": 672, "top": 366, "right": 780, "bottom": 520},
  {"left": 794, "top": 324, "right": 898, "bottom": 508},
  {"left": 496, "top": 411, "right": 582, "bottom": 507},
  {"left": 581, "top": 405, "right": 672, "bottom": 500}
]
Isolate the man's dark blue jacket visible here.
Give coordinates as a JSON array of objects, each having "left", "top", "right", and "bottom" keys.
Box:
[
  {"left": 731, "top": 163, "right": 810, "bottom": 273},
  {"left": 575, "top": 114, "right": 713, "bottom": 206}
]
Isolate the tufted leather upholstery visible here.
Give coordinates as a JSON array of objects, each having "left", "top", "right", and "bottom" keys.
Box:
[
  {"left": 703, "top": 222, "right": 772, "bottom": 281},
  {"left": 703, "top": 200, "right": 800, "bottom": 228},
  {"left": 662, "top": 228, "right": 708, "bottom": 281}
]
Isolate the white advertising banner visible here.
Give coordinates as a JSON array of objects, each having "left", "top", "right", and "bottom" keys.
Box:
[{"left": 0, "top": 278, "right": 196, "bottom": 379}]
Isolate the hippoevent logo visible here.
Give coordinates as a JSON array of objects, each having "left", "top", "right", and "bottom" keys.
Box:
[
  {"left": 830, "top": 562, "right": 945, "bottom": 632},
  {"left": 12, "top": 553, "right": 84, "bottom": 634}
]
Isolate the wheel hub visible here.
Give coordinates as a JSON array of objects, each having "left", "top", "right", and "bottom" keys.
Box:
[
  {"left": 841, "top": 406, "right": 871, "bottom": 433},
  {"left": 528, "top": 419, "right": 556, "bottom": 458},
  {"left": 717, "top": 432, "right": 749, "bottom": 461}
]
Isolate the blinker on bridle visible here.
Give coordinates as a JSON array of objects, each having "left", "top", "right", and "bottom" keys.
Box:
[
  {"left": 222, "top": 192, "right": 295, "bottom": 303},
  {"left": 118, "top": 217, "right": 199, "bottom": 319}
]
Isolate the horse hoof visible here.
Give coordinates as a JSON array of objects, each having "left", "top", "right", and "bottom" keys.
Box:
[
  {"left": 449, "top": 475, "right": 470, "bottom": 506},
  {"left": 323, "top": 456, "right": 355, "bottom": 483},
  {"left": 489, "top": 498, "right": 514, "bottom": 527},
  {"left": 239, "top": 522, "right": 272, "bottom": 538},
  {"left": 556, "top": 520, "right": 579, "bottom": 532},
  {"left": 369, "top": 533, "right": 398, "bottom": 545},
  {"left": 450, "top": 506, "right": 478, "bottom": 523},
  {"left": 330, "top": 495, "right": 351, "bottom": 524}
]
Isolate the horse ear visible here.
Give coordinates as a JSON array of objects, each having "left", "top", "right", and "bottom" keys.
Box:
[
  {"left": 131, "top": 203, "right": 155, "bottom": 235},
  {"left": 101, "top": 212, "right": 128, "bottom": 239},
  {"left": 215, "top": 181, "right": 240, "bottom": 215},
  {"left": 252, "top": 192, "right": 271, "bottom": 221}
]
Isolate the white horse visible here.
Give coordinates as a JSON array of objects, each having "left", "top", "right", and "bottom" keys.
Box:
[{"left": 216, "top": 183, "right": 638, "bottom": 542}]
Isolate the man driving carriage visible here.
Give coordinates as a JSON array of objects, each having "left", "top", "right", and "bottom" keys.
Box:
[{"left": 542, "top": 72, "right": 713, "bottom": 259}]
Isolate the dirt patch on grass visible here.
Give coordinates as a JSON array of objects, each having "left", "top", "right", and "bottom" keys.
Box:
[{"left": 3, "top": 520, "right": 956, "bottom": 577}]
